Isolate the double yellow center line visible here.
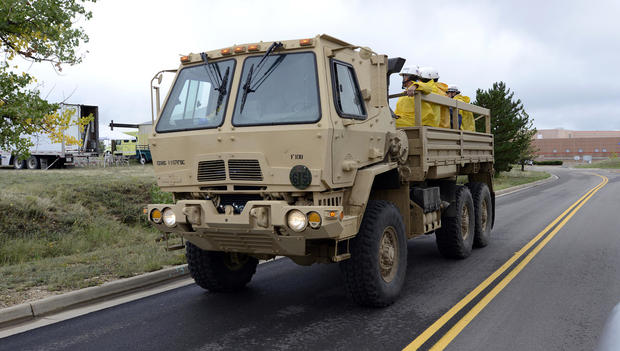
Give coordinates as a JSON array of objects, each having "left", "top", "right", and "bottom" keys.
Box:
[{"left": 404, "top": 173, "right": 608, "bottom": 351}]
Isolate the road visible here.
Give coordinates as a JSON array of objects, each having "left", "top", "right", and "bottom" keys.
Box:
[{"left": 2, "top": 167, "right": 619, "bottom": 351}]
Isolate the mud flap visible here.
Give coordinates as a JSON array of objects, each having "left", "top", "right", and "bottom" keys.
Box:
[{"left": 491, "top": 191, "right": 496, "bottom": 228}]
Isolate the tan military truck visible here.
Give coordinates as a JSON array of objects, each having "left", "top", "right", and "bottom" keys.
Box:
[{"left": 146, "top": 35, "right": 494, "bottom": 307}]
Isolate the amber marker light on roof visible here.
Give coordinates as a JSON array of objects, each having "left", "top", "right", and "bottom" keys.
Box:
[
  {"left": 248, "top": 44, "right": 260, "bottom": 51},
  {"left": 234, "top": 46, "right": 246, "bottom": 53},
  {"left": 180, "top": 55, "right": 190, "bottom": 63},
  {"left": 299, "top": 38, "right": 313, "bottom": 46},
  {"left": 221, "top": 48, "right": 232, "bottom": 55}
]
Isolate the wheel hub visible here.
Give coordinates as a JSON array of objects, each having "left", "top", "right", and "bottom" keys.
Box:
[
  {"left": 461, "top": 205, "right": 470, "bottom": 240},
  {"left": 481, "top": 199, "right": 488, "bottom": 230},
  {"left": 379, "top": 226, "right": 399, "bottom": 283},
  {"left": 224, "top": 252, "right": 249, "bottom": 271}
]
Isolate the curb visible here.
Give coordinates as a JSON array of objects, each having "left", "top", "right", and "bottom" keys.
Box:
[
  {"left": 0, "top": 264, "right": 189, "bottom": 327},
  {"left": 496, "top": 173, "right": 558, "bottom": 197}
]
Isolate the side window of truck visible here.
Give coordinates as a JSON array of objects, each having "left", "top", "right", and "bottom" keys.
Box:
[{"left": 331, "top": 60, "right": 367, "bottom": 120}]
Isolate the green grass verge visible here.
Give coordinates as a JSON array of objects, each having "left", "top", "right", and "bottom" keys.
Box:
[
  {"left": 575, "top": 158, "right": 620, "bottom": 169},
  {"left": 0, "top": 165, "right": 183, "bottom": 308},
  {"left": 458, "top": 168, "right": 550, "bottom": 191},
  {"left": 492, "top": 168, "right": 551, "bottom": 191}
]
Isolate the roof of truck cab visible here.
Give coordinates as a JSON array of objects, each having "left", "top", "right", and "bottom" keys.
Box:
[{"left": 183, "top": 34, "right": 355, "bottom": 63}]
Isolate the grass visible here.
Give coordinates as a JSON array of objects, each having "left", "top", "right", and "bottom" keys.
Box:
[
  {"left": 0, "top": 165, "right": 183, "bottom": 308},
  {"left": 575, "top": 158, "right": 620, "bottom": 169},
  {"left": 492, "top": 168, "right": 550, "bottom": 191},
  {"left": 458, "top": 167, "right": 550, "bottom": 191}
]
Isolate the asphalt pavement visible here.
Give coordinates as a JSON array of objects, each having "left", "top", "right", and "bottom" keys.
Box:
[{"left": 1, "top": 167, "right": 618, "bottom": 351}]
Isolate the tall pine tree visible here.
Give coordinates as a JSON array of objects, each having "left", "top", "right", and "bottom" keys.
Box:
[{"left": 474, "top": 82, "right": 536, "bottom": 175}]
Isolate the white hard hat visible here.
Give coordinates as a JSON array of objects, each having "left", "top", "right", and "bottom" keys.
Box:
[
  {"left": 447, "top": 85, "right": 460, "bottom": 94},
  {"left": 399, "top": 66, "right": 420, "bottom": 77},
  {"left": 419, "top": 66, "right": 439, "bottom": 80}
]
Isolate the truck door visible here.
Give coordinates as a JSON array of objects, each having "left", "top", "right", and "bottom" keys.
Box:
[{"left": 328, "top": 51, "right": 386, "bottom": 185}]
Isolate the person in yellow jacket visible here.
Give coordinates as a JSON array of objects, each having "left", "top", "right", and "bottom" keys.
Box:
[
  {"left": 394, "top": 66, "right": 437, "bottom": 127},
  {"left": 446, "top": 85, "right": 475, "bottom": 131},
  {"left": 418, "top": 67, "right": 452, "bottom": 128}
]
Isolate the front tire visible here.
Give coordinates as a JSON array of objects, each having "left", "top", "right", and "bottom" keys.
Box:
[
  {"left": 340, "top": 200, "right": 407, "bottom": 307},
  {"left": 468, "top": 182, "right": 493, "bottom": 248},
  {"left": 186, "top": 242, "right": 258, "bottom": 292},
  {"left": 436, "top": 185, "right": 475, "bottom": 259}
]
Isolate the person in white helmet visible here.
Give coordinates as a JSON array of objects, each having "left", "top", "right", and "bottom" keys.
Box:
[
  {"left": 446, "top": 85, "right": 475, "bottom": 131},
  {"left": 394, "top": 66, "right": 437, "bottom": 127},
  {"left": 418, "top": 66, "right": 453, "bottom": 129}
]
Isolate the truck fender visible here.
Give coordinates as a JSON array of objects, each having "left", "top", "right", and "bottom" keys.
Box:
[
  {"left": 347, "top": 162, "right": 399, "bottom": 231},
  {"left": 348, "top": 163, "right": 399, "bottom": 208}
]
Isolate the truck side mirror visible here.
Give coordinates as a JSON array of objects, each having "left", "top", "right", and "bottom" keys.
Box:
[
  {"left": 387, "top": 58, "right": 406, "bottom": 77},
  {"left": 386, "top": 57, "right": 406, "bottom": 89}
]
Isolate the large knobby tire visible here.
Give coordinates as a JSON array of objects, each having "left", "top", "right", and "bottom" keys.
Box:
[
  {"left": 186, "top": 242, "right": 258, "bottom": 292},
  {"left": 13, "top": 157, "right": 26, "bottom": 170},
  {"left": 468, "top": 182, "right": 493, "bottom": 248},
  {"left": 27, "top": 156, "right": 40, "bottom": 170},
  {"left": 436, "top": 185, "right": 475, "bottom": 259},
  {"left": 340, "top": 200, "right": 407, "bottom": 307}
]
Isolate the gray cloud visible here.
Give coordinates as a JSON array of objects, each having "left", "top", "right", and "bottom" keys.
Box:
[{"left": 20, "top": 0, "right": 620, "bottom": 132}]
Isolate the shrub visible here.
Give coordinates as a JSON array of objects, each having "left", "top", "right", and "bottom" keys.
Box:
[{"left": 533, "top": 160, "right": 563, "bottom": 166}]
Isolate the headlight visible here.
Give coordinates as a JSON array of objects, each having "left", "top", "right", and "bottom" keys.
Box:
[
  {"left": 287, "top": 210, "right": 307, "bottom": 232},
  {"left": 307, "top": 211, "right": 322, "bottom": 229},
  {"left": 162, "top": 208, "right": 176, "bottom": 227},
  {"left": 150, "top": 209, "right": 162, "bottom": 224}
]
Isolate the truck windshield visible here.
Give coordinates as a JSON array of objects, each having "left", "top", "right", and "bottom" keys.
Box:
[
  {"left": 232, "top": 52, "right": 320, "bottom": 126},
  {"left": 156, "top": 59, "right": 235, "bottom": 133}
]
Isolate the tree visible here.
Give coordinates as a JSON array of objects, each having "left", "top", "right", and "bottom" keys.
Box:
[
  {"left": 474, "top": 82, "right": 536, "bottom": 175},
  {"left": 0, "top": 0, "right": 95, "bottom": 157},
  {"left": 518, "top": 136, "right": 538, "bottom": 171}
]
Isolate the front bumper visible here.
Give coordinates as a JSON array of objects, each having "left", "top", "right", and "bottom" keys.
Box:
[{"left": 147, "top": 200, "right": 356, "bottom": 256}]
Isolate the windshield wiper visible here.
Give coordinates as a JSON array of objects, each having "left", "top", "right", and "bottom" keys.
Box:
[
  {"left": 200, "top": 53, "right": 230, "bottom": 113},
  {"left": 215, "top": 66, "right": 230, "bottom": 113},
  {"left": 239, "top": 64, "right": 255, "bottom": 114},
  {"left": 239, "top": 42, "right": 283, "bottom": 113}
]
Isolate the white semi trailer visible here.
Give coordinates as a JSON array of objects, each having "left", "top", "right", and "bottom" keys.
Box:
[{"left": 0, "top": 104, "right": 100, "bottom": 169}]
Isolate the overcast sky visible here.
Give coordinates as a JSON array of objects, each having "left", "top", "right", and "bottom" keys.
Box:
[{"left": 22, "top": 0, "right": 620, "bottom": 136}]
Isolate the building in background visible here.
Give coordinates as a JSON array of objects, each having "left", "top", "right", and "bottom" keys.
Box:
[{"left": 532, "top": 129, "right": 620, "bottom": 162}]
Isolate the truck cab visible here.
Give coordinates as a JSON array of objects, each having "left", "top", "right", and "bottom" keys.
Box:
[{"left": 147, "top": 34, "right": 494, "bottom": 306}]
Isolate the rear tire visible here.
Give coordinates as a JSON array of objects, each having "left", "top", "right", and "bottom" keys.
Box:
[
  {"left": 13, "top": 157, "right": 26, "bottom": 170},
  {"left": 139, "top": 154, "right": 147, "bottom": 165},
  {"left": 340, "top": 200, "right": 407, "bottom": 307},
  {"left": 436, "top": 185, "right": 475, "bottom": 259},
  {"left": 26, "top": 156, "right": 39, "bottom": 169},
  {"left": 186, "top": 242, "right": 258, "bottom": 292},
  {"left": 468, "top": 182, "right": 493, "bottom": 248}
]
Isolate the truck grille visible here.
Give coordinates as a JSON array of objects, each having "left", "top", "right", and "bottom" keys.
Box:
[
  {"left": 228, "top": 159, "right": 263, "bottom": 181},
  {"left": 207, "top": 232, "right": 275, "bottom": 253},
  {"left": 197, "top": 160, "right": 226, "bottom": 182}
]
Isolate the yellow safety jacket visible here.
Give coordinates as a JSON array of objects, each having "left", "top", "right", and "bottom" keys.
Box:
[
  {"left": 394, "top": 80, "right": 436, "bottom": 127},
  {"left": 434, "top": 82, "right": 452, "bottom": 129},
  {"left": 454, "top": 94, "right": 475, "bottom": 131}
]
